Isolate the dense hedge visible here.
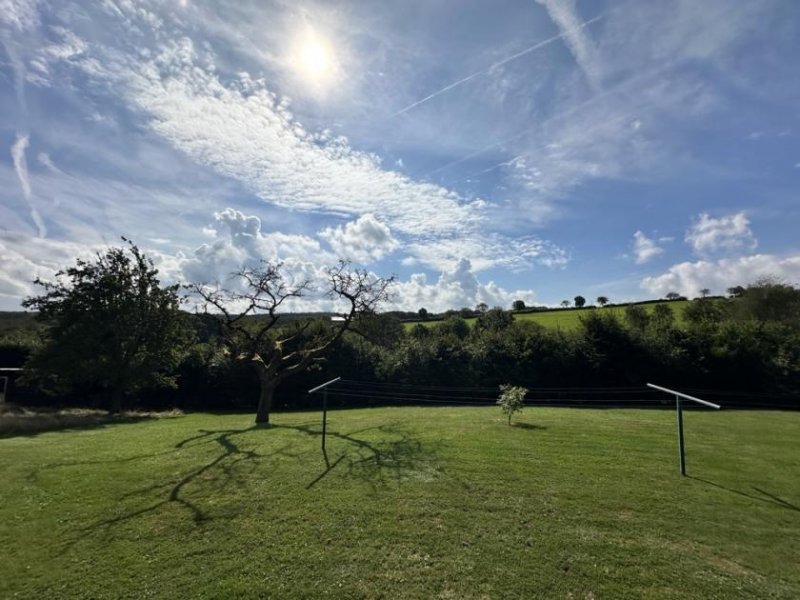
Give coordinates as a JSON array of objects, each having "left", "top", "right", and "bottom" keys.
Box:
[{"left": 3, "top": 287, "right": 800, "bottom": 411}]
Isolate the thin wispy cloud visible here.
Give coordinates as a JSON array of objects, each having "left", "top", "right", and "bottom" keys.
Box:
[
  {"left": 10, "top": 133, "right": 46, "bottom": 237},
  {"left": 536, "top": 0, "right": 601, "bottom": 90},
  {"left": 392, "top": 14, "right": 602, "bottom": 117}
]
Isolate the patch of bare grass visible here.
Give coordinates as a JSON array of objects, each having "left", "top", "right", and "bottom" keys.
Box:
[{"left": 0, "top": 405, "right": 182, "bottom": 436}]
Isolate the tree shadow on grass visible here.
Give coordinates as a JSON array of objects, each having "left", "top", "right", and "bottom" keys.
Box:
[
  {"left": 70, "top": 425, "right": 298, "bottom": 545},
  {"left": 66, "top": 420, "right": 447, "bottom": 548},
  {"left": 512, "top": 422, "right": 547, "bottom": 431},
  {"left": 689, "top": 476, "right": 800, "bottom": 512},
  {"left": 275, "top": 423, "right": 444, "bottom": 490}
]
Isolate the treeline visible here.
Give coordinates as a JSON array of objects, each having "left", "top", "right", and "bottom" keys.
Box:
[{"left": 4, "top": 278, "right": 800, "bottom": 411}]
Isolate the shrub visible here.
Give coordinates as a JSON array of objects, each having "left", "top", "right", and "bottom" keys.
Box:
[{"left": 497, "top": 384, "right": 527, "bottom": 425}]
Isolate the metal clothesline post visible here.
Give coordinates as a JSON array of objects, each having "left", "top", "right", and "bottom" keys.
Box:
[
  {"left": 308, "top": 377, "right": 341, "bottom": 454},
  {"left": 647, "top": 383, "right": 721, "bottom": 476}
]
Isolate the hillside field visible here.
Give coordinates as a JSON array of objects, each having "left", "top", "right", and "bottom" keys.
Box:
[
  {"left": 1, "top": 405, "right": 798, "bottom": 599},
  {"left": 404, "top": 300, "right": 690, "bottom": 330}
]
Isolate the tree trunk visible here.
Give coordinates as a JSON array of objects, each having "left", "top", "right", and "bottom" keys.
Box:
[
  {"left": 254, "top": 367, "right": 276, "bottom": 425},
  {"left": 110, "top": 387, "right": 123, "bottom": 415}
]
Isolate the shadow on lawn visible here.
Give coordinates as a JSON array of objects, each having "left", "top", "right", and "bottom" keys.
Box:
[
  {"left": 70, "top": 426, "right": 292, "bottom": 543},
  {"left": 70, "top": 420, "right": 442, "bottom": 544},
  {"left": 274, "top": 423, "right": 442, "bottom": 490},
  {"left": 689, "top": 476, "right": 800, "bottom": 512},
  {"left": 512, "top": 422, "right": 547, "bottom": 431}
]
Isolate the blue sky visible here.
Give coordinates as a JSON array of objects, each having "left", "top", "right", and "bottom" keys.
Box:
[{"left": 1, "top": 0, "right": 799, "bottom": 312}]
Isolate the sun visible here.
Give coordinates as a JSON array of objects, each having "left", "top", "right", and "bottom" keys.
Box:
[
  {"left": 300, "top": 38, "right": 330, "bottom": 76},
  {"left": 291, "top": 28, "right": 337, "bottom": 88}
]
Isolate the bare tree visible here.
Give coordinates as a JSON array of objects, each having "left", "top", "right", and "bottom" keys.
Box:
[{"left": 187, "top": 261, "right": 393, "bottom": 424}]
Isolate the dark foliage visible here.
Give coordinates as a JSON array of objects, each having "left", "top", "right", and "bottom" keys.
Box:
[{"left": 5, "top": 280, "right": 800, "bottom": 411}]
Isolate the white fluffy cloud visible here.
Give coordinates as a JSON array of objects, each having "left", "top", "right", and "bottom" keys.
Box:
[
  {"left": 390, "top": 258, "right": 537, "bottom": 313},
  {"left": 179, "top": 208, "right": 333, "bottom": 287},
  {"left": 685, "top": 212, "right": 757, "bottom": 255},
  {"left": 319, "top": 214, "right": 398, "bottom": 263},
  {"left": 641, "top": 254, "right": 800, "bottom": 298},
  {"left": 632, "top": 230, "right": 664, "bottom": 264},
  {"left": 177, "top": 211, "right": 538, "bottom": 313}
]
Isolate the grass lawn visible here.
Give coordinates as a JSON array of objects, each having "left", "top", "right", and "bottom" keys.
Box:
[
  {"left": 405, "top": 300, "right": 690, "bottom": 331},
  {"left": 1, "top": 406, "right": 798, "bottom": 599}
]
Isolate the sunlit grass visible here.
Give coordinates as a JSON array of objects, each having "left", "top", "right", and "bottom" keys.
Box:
[
  {"left": 1, "top": 406, "right": 798, "bottom": 599},
  {"left": 404, "top": 300, "right": 689, "bottom": 330}
]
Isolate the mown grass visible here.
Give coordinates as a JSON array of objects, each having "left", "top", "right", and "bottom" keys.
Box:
[
  {"left": 405, "top": 300, "right": 690, "bottom": 331},
  {"left": 1, "top": 406, "right": 798, "bottom": 599}
]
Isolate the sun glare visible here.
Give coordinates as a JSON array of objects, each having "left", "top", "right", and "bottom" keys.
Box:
[{"left": 291, "top": 28, "right": 337, "bottom": 88}]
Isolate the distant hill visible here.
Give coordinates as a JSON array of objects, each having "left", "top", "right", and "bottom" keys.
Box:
[{"left": 403, "top": 300, "right": 690, "bottom": 331}]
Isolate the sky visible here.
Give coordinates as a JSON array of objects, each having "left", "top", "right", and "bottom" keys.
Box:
[{"left": 1, "top": 0, "right": 799, "bottom": 313}]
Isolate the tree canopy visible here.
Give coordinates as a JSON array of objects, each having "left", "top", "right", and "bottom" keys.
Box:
[
  {"left": 22, "top": 240, "right": 191, "bottom": 413},
  {"left": 187, "top": 260, "right": 393, "bottom": 424}
]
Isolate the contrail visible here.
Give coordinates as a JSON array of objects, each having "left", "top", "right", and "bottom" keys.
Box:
[
  {"left": 11, "top": 133, "right": 47, "bottom": 238},
  {"left": 424, "top": 59, "right": 674, "bottom": 179},
  {"left": 392, "top": 14, "right": 602, "bottom": 118}
]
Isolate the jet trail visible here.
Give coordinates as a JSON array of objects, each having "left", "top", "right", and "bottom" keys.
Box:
[{"left": 392, "top": 15, "right": 602, "bottom": 118}]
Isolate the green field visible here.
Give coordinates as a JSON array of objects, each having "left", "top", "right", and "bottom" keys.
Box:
[
  {"left": 405, "top": 300, "right": 690, "bottom": 331},
  {"left": 2, "top": 406, "right": 798, "bottom": 599}
]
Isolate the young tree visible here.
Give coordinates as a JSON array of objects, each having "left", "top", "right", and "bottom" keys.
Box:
[
  {"left": 624, "top": 304, "right": 650, "bottom": 334},
  {"left": 574, "top": 295, "right": 586, "bottom": 308},
  {"left": 187, "top": 261, "right": 393, "bottom": 425},
  {"left": 727, "top": 286, "right": 746, "bottom": 299},
  {"left": 596, "top": 296, "right": 609, "bottom": 307},
  {"left": 512, "top": 299, "right": 526, "bottom": 311},
  {"left": 497, "top": 384, "right": 527, "bottom": 426},
  {"left": 22, "top": 240, "right": 191, "bottom": 413},
  {"left": 650, "top": 303, "right": 675, "bottom": 330},
  {"left": 474, "top": 307, "right": 514, "bottom": 332}
]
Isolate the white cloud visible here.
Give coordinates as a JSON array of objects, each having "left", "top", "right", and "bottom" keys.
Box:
[
  {"left": 536, "top": 0, "right": 601, "bottom": 90},
  {"left": 0, "top": 232, "right": 99, "bottom": 309},
  {"left": 179, "top": 207, "right": 333, "bottom": 286},
  {"left": 98, "top": 39, "right": 480, "bottom": 240},
  {"left": 632, "top": 230, "right": 664, "bottom": 264},
  {"left": 10, "top": 134, "right": 31, "bottom": 198},
  {"left": 685, "top": 212, "right": 757, "bottom": 255},
  {"left": 0, "top": 0, "right": 41, "bottom": 31},
  {"left": 36, "top": 151, "right": 63, "bottom": 174},
  {"left": 641, "top": 254, "right": 800, "bottom": 298},
  {"left": 390, "top": 258, "right": 537, "bottom": 313},
  {"left": 406, "top": 234, "right": 568, "bottom": 273},
  {"left": 10, "top": 133, "right": 46, "bottom": 237},
  {"left": 42, "top": 30, "right": 566, "bottom": 274},
  {"left": 487, "top": 2, "right": 767, "bottom": 218},
  {"left": 319, "top": 214, "right": 398, "bottom": 264}
]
